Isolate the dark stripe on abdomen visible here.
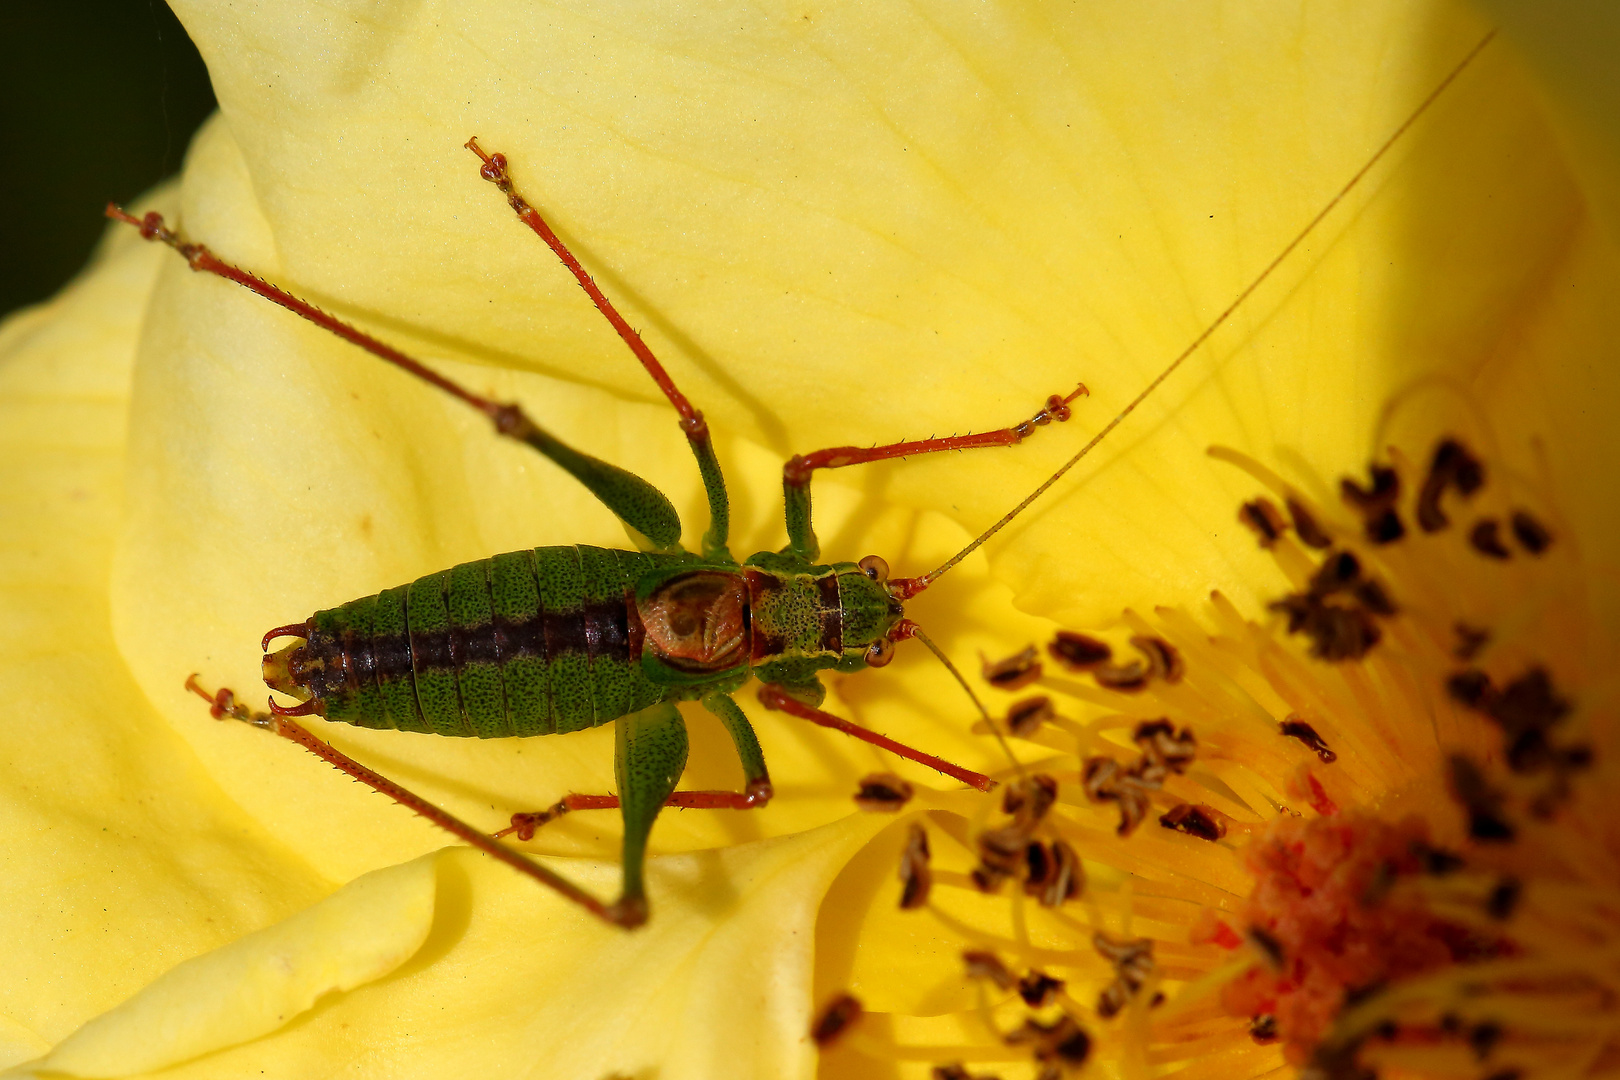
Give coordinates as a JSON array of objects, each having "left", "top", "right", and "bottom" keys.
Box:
[{"left": 310, "top": 545, "right": 681, "bottom": 737}]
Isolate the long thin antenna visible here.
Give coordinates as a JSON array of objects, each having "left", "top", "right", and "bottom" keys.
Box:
[
  {"left": 916, "top": 29, "right": 1497, "bottom": 590},
  {"left": 909, "top": 625, "right": 1027, "bottom": 779}
]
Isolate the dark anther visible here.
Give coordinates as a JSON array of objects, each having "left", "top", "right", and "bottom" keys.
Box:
[
  {"left": 1093, "top": 932, "right": 1155, "bottom": 1018},
  {"left": 1280, "top": 718, "right": 1338, "bottom": 763},
  {"left": 1024, "top": 839, "right": 1083, "bottom": 907},
  {"left": 1046, "top": 631, "right": 1111, "bottom": 671},
  {"left": 1132, "top": 635, "right": 1185, "bottom": 683},
  {"left": 1447, "top": 754, "right": 1515, "bottom": 842},
  {"left": 1417, "top": 439, "right": 1485, "bottom": 532},
  {"left": 1092, "top": 659, "right": 1149, "bottom": 691},
  {"left": 1309, "top": 550, "right": 1362, "bottom": 596},
  {"left": 1249, "top": 1014, "right": 1279, "bottom": 1043},
  {"left": 1409, "top": 840, "right": 1465, "bottom": 876},
  {"left": 854, "top": 772, "right": 914, "bottom": 812},
  {"left": 1366, "top": 508, "right": 1406, "bottom": 544},
  {"left": 1056, "top": 1029, "right": 1095, "bottom": 1068},
  {"left": 1270, "top": 594, "right": 1383, "bottom": 660},
  {"left": 1353, "top": 580, "right": 1396, "bottom": 616},
  {"left": 1005, "top": 695, "right": 1055, "bottom": 738},
  {"left": 1447, "top": 669, "right": 1493, "bottom": 709},
  {"left": 1453, "top": 622, "right": 1491, "bottom": 661},
  {"left": 982, "top": 646, "right": 1042, "bottom": 690},
  {"left": 1134, "top": 720, "right": 1197, "bottom": 773},
  {"left": 1560, "top": 743, "right": 1594, "bottom": 771},
  {"left": 962, "top": 949, "right": 1015, "bottom": 990},
  {"left": 1450, "top": 666, "right": 1573, "bottom": 777},
  {"left": 1483, "top": 1071, "right": 1523, "bottom": 1080},
  {"left": 1247, "top": 927, "right": 1285, "bottom": 970},
  {"left": 1469, "top": 1021, "right": 1503, "bottom": 1060},
  {"left": 1288, "top": 497, "right": 1333, "bottom": 548},
  {"left": 976, "top": 824, "right": 1028, "bottom": 879},
  {"left": 1081, "top": 755, "right": 1119, "bottom": 801},
  {"left": 810, "top": 992, "right": 863, "bottom": 1046},
  {"left": 1240, "top": 497, "right": 1288, "bottom": 547},
  {"left": 1496, "top": 667, "right": 1572, "bottom": 731},
  {"left": 930, "top": 1066, "right": 987, "bottom": 1080},
  {"left": 1341, "top": 464, "right": 1400, "bottom": 512},
  {"left": 1018, "top": 970, "right": 1066, "bottom": 1008},
  {"left": 1004, "top": 1016, "right": 1091, "bottom": 1069},
  {"left": 1303, "top": 1039, "right": 1378, "bottom": 1080},
  {"left": 1024, "top": 840, "right": 1050, "bottom": 888},
  {"left": 1002, "top": 773, "right": 1058, "bottom": 822},
  {"left": 1343, "top": 981, "right": 1388, "bottom": 1009},
  {"left": 1510, "top": 510, "right": 1552, "bottom": 554},
  {"left": 1159, "top": 803, "right": 1226, "bottom": 841},
  {"left": 1486, "top": 877, "right": 1521, "bottom": 920},
  {"left": 1052, "top": 1024, "right": 1092, "bottom": 1066},
  {"left": 899, "top": 822, "right": 932, "bottom": 910},
  {"left": 1469, "top": 519, "right": 1512, "bottom": 559},
  {"left": 1082, "top": 755, "right": 1153, "bottom": 836}
]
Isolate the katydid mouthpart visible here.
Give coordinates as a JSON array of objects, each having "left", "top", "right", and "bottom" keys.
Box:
[{"left": 116, "top": 28, "right": 1493, "bottom": 929}]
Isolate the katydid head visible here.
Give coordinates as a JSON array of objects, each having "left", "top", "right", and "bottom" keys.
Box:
[{"left": 829, "top": 554, "right": 908, "bottom": 670}]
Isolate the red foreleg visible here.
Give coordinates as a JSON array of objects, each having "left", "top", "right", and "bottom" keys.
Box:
[{"left": 783, "top": 385, "right": 1087, "bottom": 489}]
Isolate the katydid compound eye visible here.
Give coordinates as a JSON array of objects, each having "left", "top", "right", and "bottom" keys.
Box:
[
  {"left": 866, "top": 638, "right": 896, "bottom": 668},
  {"left": 859, "top": 554, "right": 889, "bottom": 582}
]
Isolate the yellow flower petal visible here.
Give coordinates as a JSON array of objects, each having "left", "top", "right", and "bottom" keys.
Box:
[
  {"left": 9, "top": 2, "right": 1620, "bottom": 1079},
  {"left": 22, "top": 856, "right": 437, "bottom": 1078},
  {"left": 0, "top": 198, "right": 329, "bottom": 1067}
]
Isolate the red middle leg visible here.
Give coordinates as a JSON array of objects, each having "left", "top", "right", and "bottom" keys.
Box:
[
  {"left": 497, "top": 787, "right": 773, "bottom": 841},
  {"left": 757, "top": 684, "right": 995, "bottom": 792}
]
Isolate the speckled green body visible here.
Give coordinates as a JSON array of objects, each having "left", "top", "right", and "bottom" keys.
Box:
[{"left": 294, "top": 545, "right": 900, "bottom": 737}]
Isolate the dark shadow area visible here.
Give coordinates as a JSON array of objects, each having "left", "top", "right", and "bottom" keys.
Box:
[{"left": 0, "top": 0, "right": 215, "bottom": 318}]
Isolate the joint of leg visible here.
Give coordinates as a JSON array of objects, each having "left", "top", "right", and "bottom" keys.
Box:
[
  {"left": 681, "top": 411, "right": 710, "bottom": 441},
  {"left": 744, "top": 779, "right": 775, "bottom": 806},
  {"left": 783, "top": 456, "right": 813, "bottom": 488},
  {"left": 489, "top": 402, "right": 534, "bottom": 439},
  {"left": 606, "top": 895, "right": 649, "bottom": 930}
]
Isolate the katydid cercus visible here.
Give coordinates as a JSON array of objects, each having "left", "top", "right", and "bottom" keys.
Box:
[{"left": 113, "top": 32, "right": 1490, "bottom": 928}]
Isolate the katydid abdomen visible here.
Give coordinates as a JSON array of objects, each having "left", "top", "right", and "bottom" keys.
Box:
[{"left": 264, "top": 545, "right": 702, "bottom": 737}]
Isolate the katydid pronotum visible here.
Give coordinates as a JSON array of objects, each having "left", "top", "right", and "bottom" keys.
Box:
[{"left": 113, "top": 30, "right": 1493, "bottom": 929}]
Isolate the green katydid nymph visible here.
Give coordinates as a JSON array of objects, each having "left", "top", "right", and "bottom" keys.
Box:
[{"left": 112, "top": 31, "right": 1488, "bottom": 926}]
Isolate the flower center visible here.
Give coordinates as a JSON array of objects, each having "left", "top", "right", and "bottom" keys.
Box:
[{"left": 813, "top": 435, "right": 1613, "bottom": 1080}]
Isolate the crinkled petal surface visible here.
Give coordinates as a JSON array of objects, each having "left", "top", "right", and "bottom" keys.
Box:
[
  {"left": 24, "top": 856, "right": 437, "bottom": 1078},
  {"left": 6, "top": 1, "right": 1620, "bottom": 1079}
]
